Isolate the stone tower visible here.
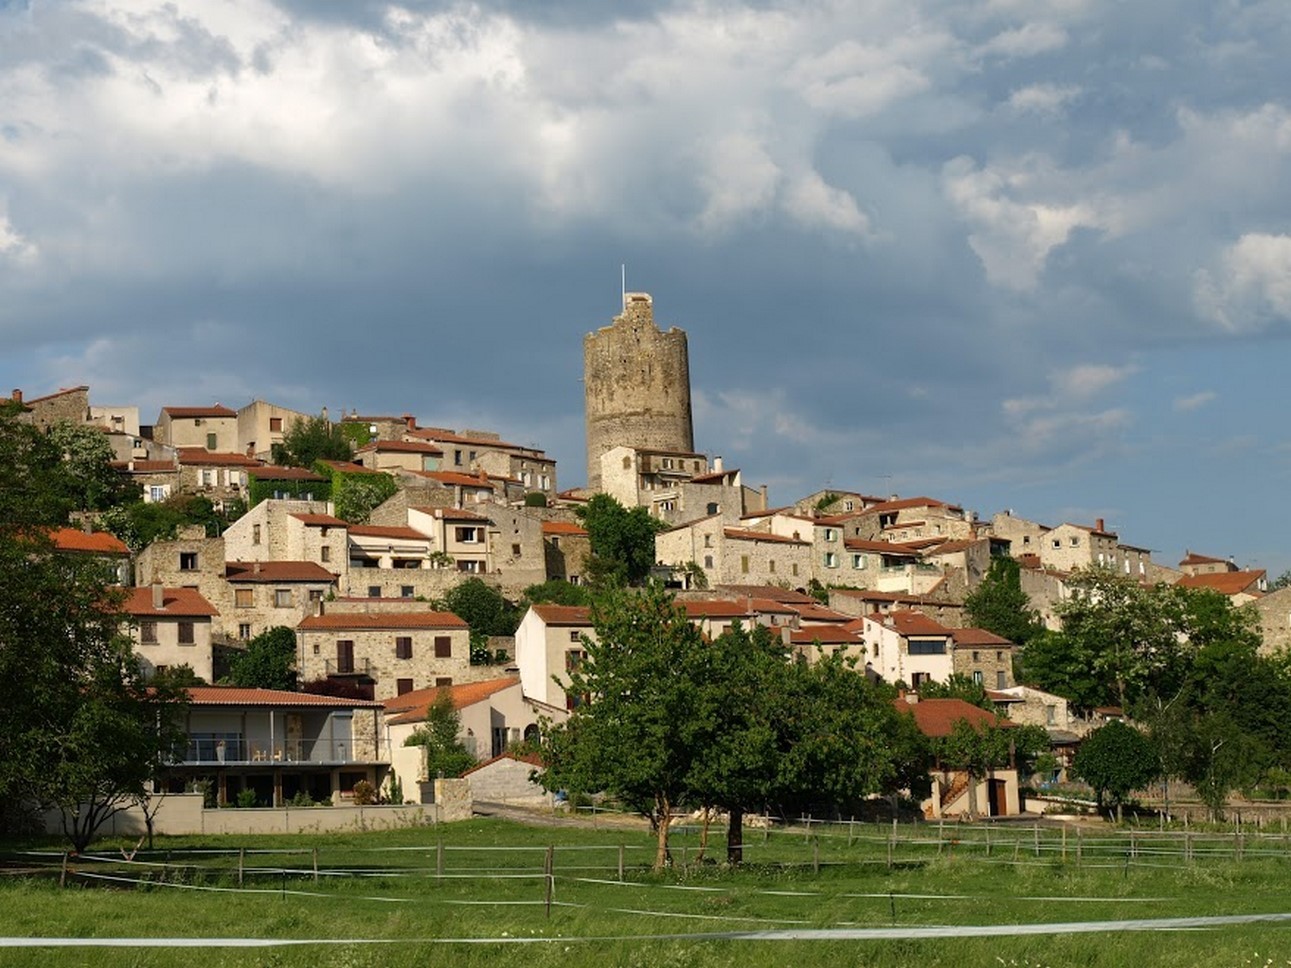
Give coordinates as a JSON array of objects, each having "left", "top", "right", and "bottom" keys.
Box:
[{"left": 584, "top": 292, "right": 694, "bottom": 490}]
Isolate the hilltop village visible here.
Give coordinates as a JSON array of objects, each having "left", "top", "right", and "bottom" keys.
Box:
[{"left": 8, "top": 292, "right": 1288, "bottom": 824}]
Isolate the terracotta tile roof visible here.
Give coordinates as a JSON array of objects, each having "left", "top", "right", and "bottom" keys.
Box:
[
  {"left": 298, "top": 611, "right": 468, "bottom": 631},
  {"left": 531, "top": 605, "right": 592, "bottom": 626},
  {"left": 162, "top": 405, "right": 237, "bottom": 418},
  {"left": 923, "top": 539, "right": 977, "bottom": 555},
  {"left": 112, "top": 460, "right": 178, "bottom": 473},
  {"left": 49, "top": 527, "right": 129, "bottom": 555},
  {"left": 556, "top": 489, "right": 588, "bottom": 503},
  {"left": 829, "top": 589, "right": 937, "bottom": 606},
  {"left": 844, "top": 538, "right": 921, "bottom": 555},
  {"left": 226, "top": 561, "right": 337, "bottom": 583},
  {"left": 407, "top": 429, "right": 544, "bottom": 456},
  {"left": 176, "top": 448, "right": 262, "bottom": 467},
  {"left": 690, "top": 469, "right": 736, "bottom": 483},
  {"left": 715, "top": 585, "right": 818, "bottom": 604},
  {"left": 1179, "top": 551, "right": 1228, "bottom": 566},
  {"left": 186, "top": 686, "right": 381, "bottom": 708},
  {"left": 867, "top": 610, "right": 952, "bottom": 637},
  {"left": 122, "top": 586, "right": 218, "bottom": 617},
  {"left": 747, "top": 598, "right": 800, "bottom": 614},
  {"left": 740, "top": 506, "right": 793, "bottom": 519},
  {"left": 680, "top": 600, "right": 758, "bottom": 618},
  {"left": 24, "top": 385, "right": 89, "bottom": 404},
  {"left": 952, "top": 627, "right": 1015, "bottom": 648},
  {"left": 1062, "top": 522, "right": 1117, "bottom": 538},
  {"left": 253, "top": 465, "right": 327, "bottom": 481},
  {"left": 723, "top": 527, "right": 809, "bottom": 545},
  {"left": 384, "top": 677, "right": 520, "bottom": 724},
  {"left": 347, "top": 524, "right": 431, "bottom": 541},
  {"left": 319, "top": 460, "right": 384, "bottom": 475},
  {"left": 894, "top": 698, "right": 1015, "bottom": 738},
  {"left": 542, "top": 521, "right": 588, "bottom": 536},
  {"left": 358, "top": 439, "right": 444, "bottom": 455},
  {"left": 418, "top": 471, "right": 498, "bottom": 488},
  {"left": 790, "top": 626, "right": 863, "bottom": 645},
  {"left": 413, "top": 506, "right": 489, "bottom": 521},
  {"left": 789, "top": 603, "right": 853, "bottom": 623},
  {"left": 862, "top": 497, "right": 957, "bottom": 514},
  {"left": 291, "top": 513, "right": 349, "bottom": 527},
  {"left": 462, "top": 751, "right": 544, "bottom": 775},
  {"left": 1177, "top": 571, "right": 1266, "bottom": 596}
]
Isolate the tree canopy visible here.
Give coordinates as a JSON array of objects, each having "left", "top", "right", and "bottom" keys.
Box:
[
  {"left": 575, "top": 493, "right": 663, "bottom": 588},
  {"left": 227, "top": 626, "right": 298, "bottom": 691},
  {"left": 1073, "top": 720, "right": 1161, "bottom": 822},
  {"left": 404, "top": 692, "right": 477, "bottom": 778},
  {"left": 964, "top": 556, "right": 1042, "bottom": 646},
  {"left": 271, "top": 414, "right": 353, "bottom": 468}
]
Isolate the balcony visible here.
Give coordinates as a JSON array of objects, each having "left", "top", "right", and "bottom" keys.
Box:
[
  {"left": 325, "top": 657, "right": 372, "bottom": 676},
  {"left": 183, "top": 736, "right": 387, "bottom": 765}
]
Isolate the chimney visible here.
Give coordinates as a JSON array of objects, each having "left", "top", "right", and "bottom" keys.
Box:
[
  {"left": 1095, "top": 517, "right": 1105, "bottom": 533},
  {"left": 253, "top": 561, "right": 261, "bottom": 575},
  {"left": 713, "top": 455, "right": 723, "bottom": 473},
  {"left": 10, "top": 389, "right": 21, "bottom": 404},
  {"left": 760, "top": 484, "right": 768, "bottom": 509},
  {"left": 403, "top": 414, "right": 416, "bottom": 431},
  {"left": 151, "top": 581, "right": 164, "bottom": 610}
]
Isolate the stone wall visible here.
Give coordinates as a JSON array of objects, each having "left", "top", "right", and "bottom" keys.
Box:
[
  {"left": 19, "top": 386, "right": 90, "bottom": 431},
  {"left": 584, "top": 293, "right": 694, "bottom": 490}
]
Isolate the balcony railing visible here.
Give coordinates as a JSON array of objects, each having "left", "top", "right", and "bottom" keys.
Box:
[
  {"left": 324, "top": 657, "right": 372, "bottom": 676},
  {"left": 183, "top": 737, "right": 386, "bottom": 765}
]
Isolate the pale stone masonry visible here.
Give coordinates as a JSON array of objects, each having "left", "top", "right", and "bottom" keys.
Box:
[
  {"left": 123, "top": 584, "right": 218, "bottom": 682},
  {"left": 655, "top": 516, "right": 812, "bottom": 588},
  {"left": 296, "top": 608, "right": 472, "bottom": 701},
  {"left": 236, "top": 400, "right": 313, "bottom": 461},
  {"left": 153, "top": 404, "right": 239, "bottom": 451},
  {"left": 950, "top": 627, "right": 1016, "bottom": 690}
]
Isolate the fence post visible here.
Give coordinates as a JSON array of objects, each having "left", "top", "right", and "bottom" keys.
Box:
[
  {"left": 938, "top": 818, "right": 944, "bottom": 855},
  {"left": 545, "top": 845, "right": 554, "bottom": 918},
  {"left": 804, "top": 814, "right": 811, "bottom": 844},
  {"left": 60, "top": 852, "right": 68, "bottom": 889},
  {"left": 887, "top": 827, "right": 894, "bottom": 870},
  {"left": 437, "top": 841, "right": 444, "bottom": 882},
  {"left": 1061, "top": 824, "right": 1067, "bottom": 862},
  {"left": 1185, "top": 831, "right": 1193, "bottom": 863},
  {"left": 618, "top": 844, "right": 625, "bottom": 882},
  {"left": 312, "top": 847, "right": 319, "bottom": 883},
  {"left": 985, "top": 825, "right": 991, "bottom": 857},
  {"left": 238, "top": 847, "right": 244, "bottom": 887},
  {"left": 848, "top": 817, "right": 855, "bottom": 848},
  {"left": 813, "top": 838, "right": 820, "bottom": 875},
  {"left": 1034, "top": 823, "right": 1040, "bottom": 858},
  {"left": 1076, "top": 827, "right": 1082, "bottom": 866}
]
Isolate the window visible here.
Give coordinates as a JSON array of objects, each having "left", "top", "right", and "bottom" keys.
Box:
[
  {"left": 907, "top": 639, "right": 946, "bottom": 655},
  {"left": 1070, "top": 536, "right": 1080, "bottom": 547},
  {"left": 569, "top": 630, "right": 581, "bottom": 642},
  {"left": 140, "top": 620, "right": 157, "bottom": 644},
  {"left": 740, "top": 555, "right": 750, "bottom": 574},
  {"left": 792, "top": 563, "right": 799, "bottom": 576},
  {"left": 235, "top": 588, "right": 253, "bottom": 608},
  {"left": 511, "top": 543, "right": 521, "bottom": 557},
  {"left": 274, "top": 589, "right": 292, "bottom": 608},
  {"left": 704, "top": 555, "right": 714, "bottom": 568},
  {"left": 824, "top": 552, "right": 838, "bottom": 568},
  {"left": 707, "top": 502, "right": 719, "bottom": 515},
  {"left": 253, "top": 524, "right": 261, "bottom": 545},
  {"left": 622, "top": 455, "right": 631, "bottom": 469},
  {"left": 844, "top": 500, "right": 854, "bottom": 512},
  {"left": 454, "top": 449, "right": 463, "bottom": 466},
  {"left": 1045, "top": 704, "right": 1057, "bottom": 725},
  {"left": 997, "top": 670, "right": 1008, "bottom": 689},
  {"left": 395, "top": 637, "right": 413, "bottom": 659},
  {"left": 435, "top": 677, "right": 453, "bottom": 687},
  {"left": 401, "top": 585, "right": 414, "bottom": 599},
  {"left": 200, "top": 469, "right": 214, "bottom": 486},
  {"left": 972, "top": 670, "right": 983, "bottom": 685},
  {"left": 824, "top": 528, "right": 836, "bottom": 542},
  {"left": 321, "top": 546, "right": 331, "bottom": 563},
  {"left": 1051, "top": 538, "right": 1060, "bottom": 549},
  {"left": 179, "top": 552, "right": 198, "bottom": 571},
  {"left": 457, "top": 560, "right": 483, "bottom": 573},
  {"left": 336, "top": 640, "right": 354, "bottom": 674},
  {"left": 662, "top": 457, "right": 673, "bottom": 469},
  {"left": 704, "top": 534, "right": 712, "bottom": 548},
  {"left": 396, "top": 678, "right": 414, "bottom": 696},
  {"left": 434, "top": 636, "right": 452, "bottom": 658},
  {"left": 971, "top": 650, "right": 979, "bottom": 662},
  {"left": 368, "top": 586, "right": 381, "bottom": 598},
  {"left": 769, "top": 560, "right": 776, "bottom": 573},
  {"left": 269, "top": 417, "right": 282, "bottom": 432},
  {"left": 178, "top": 621, "right": 195, "bottom": 645},
  {"left": 565, "top": 649, "right": 586, "bottom": 672},
  {"left": 149, "top": 485, "right": 168, "bottom": 502},
  {"left": 456, "top": 526, "right": 480, "bottom": 543},
  {"left": 852, "top": 554, "right": 867, "bottom": 569},
  {"left": 206, "top": 432, "right": 217, "bottom": 450},
  {"left": 1023, "top": 535, "right": 1031, "bottom": 546}
]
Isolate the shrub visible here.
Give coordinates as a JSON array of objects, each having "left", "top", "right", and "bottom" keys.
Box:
[
  {"left": 235, "top": 788, "right": 259, "bottom": 808},
  {"left": 351, "top": 779, "right": 377, "bottom": 805}
]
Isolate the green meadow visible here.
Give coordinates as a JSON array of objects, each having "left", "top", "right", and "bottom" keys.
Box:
[{"left": 3, "top": 817, "right": 1291, "bottom": 967}]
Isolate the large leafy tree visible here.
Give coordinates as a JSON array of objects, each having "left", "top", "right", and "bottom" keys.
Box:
[
  {"left": 1073, "top": 720, "right": 1161, "bottom": 822},
  {"left": 404, "top": 692, "right": 477, "bottom": 778},
  {"left": 436, "top": 578, "right": 520, "bottom": 662},
  {"left": 965, "top": 556, "right": 1042, "bottom": 646},
  {"left": 227, "top": 626, "right": 298, "bottom": 691},
  {"left": 0, "top": 409, "right": 186, "bottom": 847},
  {"left": 46, "top": 421, "right": 140, "bottom": 512},
  {"left": 576, "top": 493, "right": 663, "bottom": 588},
  {"left": 271, "top": 414, "right": 353, "bottom": 468}
]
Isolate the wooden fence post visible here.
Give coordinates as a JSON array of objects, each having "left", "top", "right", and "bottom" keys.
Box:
[
  {"left": 618, "top": 844, "right": 625, "bottom": 881},
  {"left": 238, "top": 847, "right": 245, "bottom": 887},
  {"left": 437, "top": 841, "right": 444, "bottom": 881},
  {"left": 60, "top": 853, "right": 68, "bottom": 889},
  {"left": 813, "top": 838, "right": 820, "bottom": 875},
  {"left": 312, "top": 847, "right": 319, "bottom": 883},
  {"left": 544, "top": 845, "right": 554, "bottom": 918}
]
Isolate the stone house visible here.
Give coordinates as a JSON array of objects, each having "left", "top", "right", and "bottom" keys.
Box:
[
  {"left": 788, "top": 623, "right": 867, "bottom": 664},
  {"left": 10, "top": 385, "right": 90, "bottom": 430},
  {"left": 175, "top": 448, "right": 260, "bottom": 506},
  {"left": 153, "top": 405, "right": 239, "bottom": 452},
  {"left": 677, "top": 598, "right": 800, "bottom": 639},
  {"left": 1252, "top": 587, "right": 1291, "bottom": 656},
  {"left": 223, "top": 499, "right": 334, "bottom": 563},
  {"left": 409, "top": 469, "right": 503, "bottom": 506},
  {"left": 355, "top": 439, "right": 444, "bottom": 474},
  {"left": 406, "top": 506, "right": 492, "bottom": 574},
  {"left": 247, "top": 465, "right": 330, "bottom": 505},
  {"left": 950, "top": 627, "right": 1016, "bottom": 690},
  {"left": 792, "top": 489, "right": 884, "bottom": 517},
  {"left": 49, "top": 526, "right": 131, "bottom": 585},
  {"left": 542, "top": 520, "right": 590, "bottom": 585},
  {"left": 296, "top": 608, "right": 472, "bottom": 700},
  {"left": 225, "top": 561, "right": 337, "bottom": 642},
  {"left": 236, "top": 400, "right": 313, "bottom": 461},
  {"left": 1176, "top": 569, "right": 1267, "bottom": 604},
  {"left": 161, "top": 686, "right": 388, "bottom": 807},
  {"left": 1179, "top": 551, "right": 1240, "bottom": 577},
  {"left": 514, "top": 605, "right": 597, "bottom": 711},
  {"left": 829, "top": 496, "right": 976, "bottom": 544},
  {"left": 123, "top": 584, "right": 218, "bottom": 682},
  {"left": 859, "top": 610, "right": 956, "bottom": 689},
  {"left": 825, "top": 588, "right": 965, "bottom": 627},
  {"left": 405, "top": 426, "right": 558, "bottom": 499},
  {"left": 655, "top": 517, "right": 812, "bottom": 588},
  {"left": 114, "top": 458, "right": 180, "bottom": 503}
]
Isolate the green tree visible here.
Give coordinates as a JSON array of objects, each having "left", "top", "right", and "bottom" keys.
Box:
[
  {"left": 576, "top": 493, "right": 663, "bottom": 588},
  {"left": 937, "top": 719, "right": 1012, "bottom": 820},
  {"left": 436, "top": 578, "right": 519, "bottom": 663},
  {"left": 965, "top": 557, "right": 1042, "bottom": 646},
  {"left": 521, "top": 580, "right": 593, "bottom": 608},
  {"left": 916, "top": 673, "right": 993, "bottom": 710},
  {"left": 1270, "top": 570, "right": 1291, "bottom": 592},
  {"left": 1073, "top": 720, "right": 1161, "bottom": 822},
  {"left": 539, "top": 584, "right": 707, "bottom": 869},
  {"left": 1184, "top": 713, "right": 1267, "bottom": 821},
  {"left": 331, "top": 471, "right": 398, "bottom": 524},
  {"left": 404, "top": 692, "right": 477, "bottom": 778},
  {"left": 102, "top": 493, "right": 243, "bottom": 552},
  {"left": 271, "top": 414, "right": 353, "bottom": 468},
  {"left": 46, "top": 421, "right": 140, "bottom": 512},
  {"left": 227, "top": 626, "right": 298, "bottom": 691}
]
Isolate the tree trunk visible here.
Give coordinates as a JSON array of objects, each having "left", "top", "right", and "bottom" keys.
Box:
[
  {"left": 1115, "top": 800, "right": 1123, "bottom": 824},
  {"left": 695, "top": 806, "right": 711, "bottom": 862},
  {"left": 727, "top": 807, "right": 744, "bottom": 865},
  {"left": 653, "top": 795, "right": 673, "bottom": 870},
  {"left": 965, "top": 772, "right": 980, "bottom": 821}
]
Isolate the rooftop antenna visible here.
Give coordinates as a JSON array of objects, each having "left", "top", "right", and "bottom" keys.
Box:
[{"left": 621, "top": 263, "right": 627, "bottom": 311}]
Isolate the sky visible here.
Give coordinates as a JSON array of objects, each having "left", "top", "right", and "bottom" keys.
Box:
[{"left": 2, "top": 0, "right": 1290, "bottom": 575}]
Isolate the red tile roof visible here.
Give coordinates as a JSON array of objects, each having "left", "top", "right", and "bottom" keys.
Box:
[
  {"left": 319, "top": 460, "right": 384, "bottom": 475},
  {"left": 844, "top": 538, "right": 921, "bottom": 555},
  {"left": 49, "top": 527, "right": 129, "bottom": 555},
  {"left": 951, "top": 627, "right": 1015, "bottom": 648},
  {"left": 186, "top": 686, "right": 380, "bottom": 708},
  {"left": 530, "top": 605, "right": 592, "bottom": 626},
  {"left": 413, "top": 506, "right": 489, "bottom": 521},
  {"left": 24, "top": 385, "right": 89, "bottom": 404},
  {"left": 122, "top": 586, "right": 218, "bottom": 617},
  {"left": 1180, "top": 551, "right": 1227, "bottom": 566},
  {"left": 867, "top": 610, "right": 952, "bottom": 637},
  {"left": 680, "top": 600, "right": 759, "bottom": 618},
  {"left": 253, "top": 465, "right": 327, "bottom": 481},
  {"left": 347, "top": 524, "right": 430, "bottom": 541},
  {"left": 863, "top": 497, "right": 958, "bottom": 514},
  {"left": 542, "top": 521, "right": 588, "bottom": 537},
  {"left": 407, "top": 428, "right": 543, "bottom": 455},
  {"left": 177, "top": 448, "right": 262, "bottom": 467},
  {"left": 723, "top": 528, "right": 809, "bottom": 545},
  {"left": 384, "top": 677, "right": 519, "bottom": 724},
  {"left": 716, "top": 585, "right": 818, "bottom": 604},
  {"left": 418, "top": 471, "right": 497, "bottom": 488},
  {"left": 297, "top": 611, "right": 468, "bottom": 631},
  {"left": 790, "top": 626, "right": 863, "bottom": 645},
  {"left": 690, "top": 469, "right": 736, "bottom": 483},
  {"left": 894, "top": 698, "right": 1015, "bottom": 738},
  {"left": 358, "top": 439, "right": 444, "bottom": 455},
  {"left": 226, "top": 561, "right": 337, "bottom": 583},
  {"left": 1176, "top": 571, "right": 1266, "bottom": 596},
  {"left": 789, "top": 603, "right": 853, "bottom": 623},
  {"left": 162, "top": 405, "right": 237, "bottom": 418},
  {"left": 291, "top": 513, "right": 349, "bottom": 527}
]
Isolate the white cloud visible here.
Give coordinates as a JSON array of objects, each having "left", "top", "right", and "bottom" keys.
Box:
[
  {"left": 1052, "top": 363, "right": 1138, "bottom": 399},
  {"left": 1195, "top": 233, "right": 1291, "bottom": 332},
  {"left": 976, "top": 22, "right": 1068, "bottom": 59},
  {"left": 1173, "top": 390, "right": 1217, "bottom": 412},
  {"left": 0, "top": 208, "right": 37, "bottom": 265},
  {"left": 782, "top": 171, "right": 871, "bottom": 235},
  {"left": 1005, "top": 83, "right": 1080, "bottom": 116}
]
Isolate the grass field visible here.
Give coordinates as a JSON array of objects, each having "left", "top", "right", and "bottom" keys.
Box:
[{"left": 4, "top": 817, "right": 1291, "bottom": 967}]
